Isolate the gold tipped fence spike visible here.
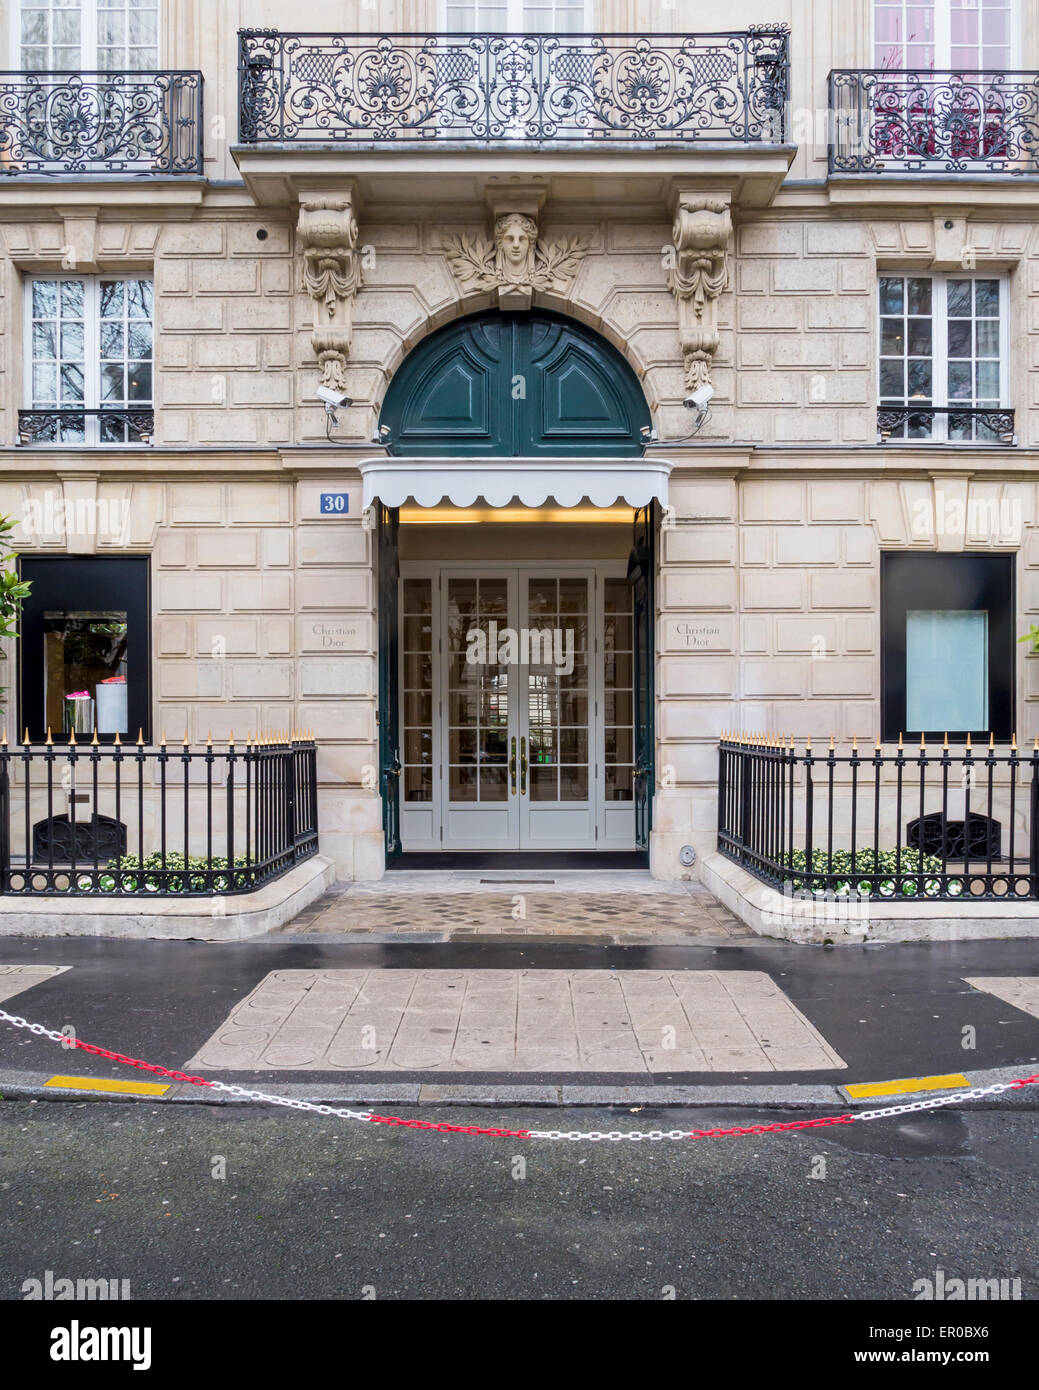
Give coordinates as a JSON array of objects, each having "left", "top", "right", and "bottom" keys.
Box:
[
  {"left": 828, "top": 734, "right": 834, "bottom": 751},
  {"left": 852, "top": 733, "right": 858, "bottom": 751},
  {"left": 920, "top": 731, "right": 926, "bottom": 749},
  {"left": 161, "top": 730, "right": 167, "bottom": 747},
  {"left": 114, "top": 731, "right": 121, "bottom": 746},
  {"left": 874, "top": 734, "right": 881, "bottom": 750},
  {"left": 229, "top": 730, "right": 235, "bottom": 746},
  {"left": 92, "top": 728, "right": 99, "bottom": 746},
  {"left": 805, "top": 735, "right": 811, "bottom": 751},
  {"left": 23, "top": 728, "right": 30, "bottom": 746},
  {"left": 45, "top": 727, "right": 53, "bottom": 747},
  {"left": 1, "top": 728, "right": 6, "bottom": 747},
  {"left": 989, "top": 731, "right": 995, "bottom": 750},
  {"left": 1012, "top": 732, "right": 1018, "bottom": 750},
  {"left": 966, "top": 731, "right": 972, "bottom": 749},
  {"left": 897, "top": 731, "right": 903, "bottom": 749},
  {"left": 69, "top": 728, "right": 76, "bottom": 746},
  {"left": 137, "top": 728, "right": 144, "bottom": 746},
  {"left": 183, "top": 730, "right": 189, "bottom": 746},
  {"left": 944, "top": 731, "right": 949, "bottom": 750},
  {"left": 207, "top": 730, "right": 213, "bottom": 747}
]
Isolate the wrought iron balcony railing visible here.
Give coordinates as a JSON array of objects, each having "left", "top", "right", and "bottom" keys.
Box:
[
  {"left": 18, "top": 408, "right": 154, "bottom": 446},
  {"left": 237, "top": 29, "right": 789, "bottom": 145},
  {"left": 830, "top": 69, "right": 1039, "bottom": 175},
  {"left": 0, "top": 70, "right": 203, "bottom": 176},
  {"left": 876, "top": 406, "right": 1015, "bottom": 445}
]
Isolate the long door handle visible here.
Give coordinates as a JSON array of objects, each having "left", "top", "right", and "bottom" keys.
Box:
[
  {"left": 510, "top": 736, "right": 517, "bottom": 794},
  {"left": 520, "top": 736, "right": 528, "bottom": 794}
]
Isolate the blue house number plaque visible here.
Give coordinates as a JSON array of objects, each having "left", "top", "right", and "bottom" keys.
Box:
[{"left": 319, "top": 493, "right": 350, "bottom": 515}]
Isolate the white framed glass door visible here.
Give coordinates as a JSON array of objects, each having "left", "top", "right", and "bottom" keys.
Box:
[
  {"left": 443, "top": 571, "right": 519, "bottom": 849},
  {"left": 399, "top": 562, "right": 635, "bottom": 852},
  {"left": 442, "top": 2, "right": 591, "bottom": 32},
  {"left": 873, "top": 1, "right": 1014, "bottom": 69},
  {"left": 16, "top": 0, "right": 159, "bottom": 71}
]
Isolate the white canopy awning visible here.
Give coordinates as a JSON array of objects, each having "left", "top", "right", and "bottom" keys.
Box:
[{"left": 359, "top": 457, "right": 671, "bottom": 511}]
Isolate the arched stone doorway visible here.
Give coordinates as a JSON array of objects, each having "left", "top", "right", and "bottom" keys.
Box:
[{"left": 371, "top": 309, "right": 660, "bottom": 865}]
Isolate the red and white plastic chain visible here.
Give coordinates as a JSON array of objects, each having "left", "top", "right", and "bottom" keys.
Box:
[{"left": 2, "top": 1005, "right": 1037, "bottom": 1142}]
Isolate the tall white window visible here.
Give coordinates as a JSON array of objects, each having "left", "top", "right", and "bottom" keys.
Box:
[
  {"left": 443, "top": 1, "right": 590, "bottom": 32},
  {"left": 25, "top": 276, "right": 153, "bottom": 444},
  {"left": 873, "top": 0, "right": 1014, "bottom": 69},
  {"left": 18, "top": 0, "right": 159, "bottom": 71},
  {"left": 878, "top": 273, "right": 1008, "bottom": 442}
]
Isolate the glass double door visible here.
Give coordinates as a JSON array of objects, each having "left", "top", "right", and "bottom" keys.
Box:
[{"left": 399, "top": 565, "right": 635, "bottom": 851}]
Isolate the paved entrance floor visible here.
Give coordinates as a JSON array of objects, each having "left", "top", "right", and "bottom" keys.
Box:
[
  {"left": 279, "top": 874, "right": 750, "bottom": 942},
  {"left": 186, "top": 968, "right": 845, "bottom": 1074}
]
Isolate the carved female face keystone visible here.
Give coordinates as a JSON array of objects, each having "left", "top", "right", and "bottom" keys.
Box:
[{"left": 495, "top": 214, "right": 537, "bottom": 281}]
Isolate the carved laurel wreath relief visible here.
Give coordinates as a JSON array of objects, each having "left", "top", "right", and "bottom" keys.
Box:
[{"left": 442, "top": 212, "right": 591, "bottom": 309}]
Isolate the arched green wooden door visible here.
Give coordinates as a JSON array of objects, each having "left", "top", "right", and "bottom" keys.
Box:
[{"left": 381, "top": 309, "right": 650, "bottom": 457}]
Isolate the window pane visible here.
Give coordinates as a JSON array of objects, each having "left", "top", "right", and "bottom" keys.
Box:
[
  {"left": 100, "top": 281, "right": 125, "bottom": 316},
  {"left": 906, "top": 610, "right": 987, "bottom": 732},
  {"left": 879, "top": 277, "right": 904, "bottom": 315},
  {"left": 127, "top": 362, "right": 151, "bottom": 401},
  {"left": 879, "top": 360, "right": 905, "bottom": 398},
  {"left": 907, "top": 278, "right": 932, "bottom": 314},
  {"left": 32, "top": 280, "right": 57, "bottom": 317},
  {"left": 43, "top": 611, "right": 129, "bottom": 736},
  {"left": 101, "top": 322, "right": 125, "bottom": 358},
  {"left": 60, "top": 280, "right": 83, "bottom": 315},
  {"left": 947, "top": 319, "right": 972, "bottom": 357},
  {"left": 947, "top": 280, "right": 972, "bottom": 317},
  {"left": 906, "top": 319, "right": 932, "bottom": 355},
  {"left": 974, "top": 280, "right": 1000, "bottom": 317}
]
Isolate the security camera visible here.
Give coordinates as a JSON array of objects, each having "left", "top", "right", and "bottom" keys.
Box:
[
  {"left": 683, "top": 385, "right": 714, "bottom": 411},
  {"left": 640, "top": 424, "right": 658, "bottom": 443},
  {"left": 317, "top": 387, "right": 352, "bottom": 409}
]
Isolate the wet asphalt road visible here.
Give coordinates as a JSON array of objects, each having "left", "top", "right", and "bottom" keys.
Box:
[
  {"left": 1, "top": 936, "right": 1039, "bottom": 1088},
  {"left": 1, "top": 1099, "right": 1037, "bottom": 1302}
]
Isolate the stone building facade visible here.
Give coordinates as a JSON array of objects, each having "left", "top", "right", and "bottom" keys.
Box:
[{"left": 1, "top": 0, "right": 1037, "bottom": 890}]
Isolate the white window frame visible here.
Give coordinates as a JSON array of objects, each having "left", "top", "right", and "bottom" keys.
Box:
[
  {"left": 877, "top": 270, "right": 1010, "bottom": 443},
  {"left": 872, "top": 0, "right": 1018, "bottom": 70},
  {"left": 12, "top": 1, "right": 160, "bottom": 72},
  {"left": 439, "top": 1, "right": 592, "bottom": 33},
  {"left": 23, "top": 273, "right": 154, "bottom": 447}
]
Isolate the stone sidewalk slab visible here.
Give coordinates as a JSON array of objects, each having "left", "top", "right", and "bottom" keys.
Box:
[
  {"left": 187, "top": 969, "right": 846, "bottom": 1074},
  {"left": 964, "top": 977, "right": 1039, "bottom": 1020},
  {"left": 0, "top": 964, "right": 70, "bottom": 1006}
]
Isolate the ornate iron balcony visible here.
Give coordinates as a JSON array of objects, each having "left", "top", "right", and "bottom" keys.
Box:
[
  {"left": 830, "top": 69, "right": 1039, "bottom": 175},
  {"left": 18, "top": 408, "right": 154, "bottom": 446},
  {"left": 0, "top": 71, "right": 203, "bottom": 176},
  {"left": 237, "top": 29, "right": 789, "bottom": 144},
  {"left": 877, "top": 406, "right": 1015, "bottom": 445}
]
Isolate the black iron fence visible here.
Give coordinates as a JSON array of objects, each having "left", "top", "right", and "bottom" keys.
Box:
[
  {"left": 0, "top": 734, "right": 317, "bottom": 897},
  {"left": 238, "top": 29, "right": 789, "bottom": 144},
  {"left": 718, "top": 733, "right": 1039, "bottom": 902},
  {"left": 830, "top": 69, "right": 1039, "bottom": 175},
  {"left": 0, "top": 70, "right": 203, "bottom": 176}
]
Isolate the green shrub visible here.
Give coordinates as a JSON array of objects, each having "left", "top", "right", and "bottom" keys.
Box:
[
  {"left": 99, "top": 851, "right": 253, "bottom": 894},
  {"left": 782, "top": 847, "right": 962, "bottom": 899}
]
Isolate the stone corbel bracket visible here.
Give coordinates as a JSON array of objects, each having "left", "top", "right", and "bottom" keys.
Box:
[
  {"left": 297, "top": 190, "right": 363, "bottom": 392},
  {"left": 668, "top": 192, "right": 732, "bottom": 393}
]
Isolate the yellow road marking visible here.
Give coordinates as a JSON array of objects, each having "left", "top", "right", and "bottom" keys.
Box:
[
  {"left": 844, "top": 1073, "right": 969, "bottom": 1099},
  {"left": 44, "top": 1075, "right": 170, "bottom": 1096}
]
